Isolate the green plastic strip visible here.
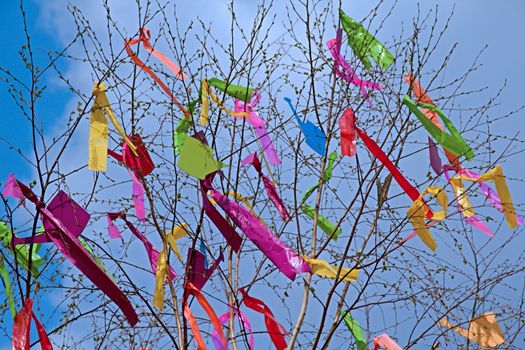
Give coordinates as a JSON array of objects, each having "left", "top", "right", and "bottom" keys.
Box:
[
  {"left": 207, "top": 78, "right": 254, "bottom": 103},
  {"left": 340, "top": 9, "right": 394, "bottom": 70},
  {"left": 343, "top": 312, "right": 367, "bottom": 350},
  {"left": 403, "top": 95, "right": 475, "bottom": 160}
]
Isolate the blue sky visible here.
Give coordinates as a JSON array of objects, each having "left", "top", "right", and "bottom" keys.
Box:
[{"left": 0, "top": 0, "right": 524, "bottom": 348}]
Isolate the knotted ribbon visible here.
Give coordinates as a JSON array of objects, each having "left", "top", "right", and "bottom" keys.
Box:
[
  {"left": 125, "top": 27, "right": 191, "bottom": 119},
  {"left": 89, "top": 82, "right": 137, "bottom": 171}
]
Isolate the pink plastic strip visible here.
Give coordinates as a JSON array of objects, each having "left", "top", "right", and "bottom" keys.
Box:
[
  {"left": 326, "top": 38, "right": 382, "bottom": 106},
  {"left": 234, "top": 92, "right": 281, "bottom": 165},
  {"left": 107, "top": 212, "right": 176, "bottom": 280},
  {"left": 241, "top": 152, "right": 290, "bottom": 222}
]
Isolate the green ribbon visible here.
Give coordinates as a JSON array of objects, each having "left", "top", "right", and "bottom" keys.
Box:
[
  {"left": 0, "top": 256, "right": 16, "bottom": 318},
  {"left": 343, "top": 312, "right": 367, "bottom": 350},
  {"left": 173, "top": 100, "right": 197, "bottom": 153},
  {"left": 340, "top": 9, "right": 394, "bottom": 70},
  {"left": 300, "top": 151, "right": 341, "bottom": 240},
  {"left": 0, "top": 222, "right": 43, "bottom": 277},
  {"left": 207, "top": 78, "right": 254, "bottom": 103},
  {"left": 403, "top": 95, "right": 475, "bottom": 160}
]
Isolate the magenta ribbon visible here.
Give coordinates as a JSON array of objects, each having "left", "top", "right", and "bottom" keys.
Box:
[
  {"left": 107, "top": 212, "right": 176, "bottom": 280},
  {"left": 206, "top": 174, "right": 310, "bottom": 280},
  {"left": 428, "top": 137, "right": 442, "bottom": 175},
  {"left": 241, "top": 152, "right": 291, "bottom": 222},
  {"left": 186, "top": 247, "right": 223, "bottom": 290},
  {"left": 326, "top": 38, "right": 382, "bottom": 106},
  {"left": 3, "top": 175, "right": 138, "bottom": 326},
  {"left": 200, "top": 175, "right": 243, "bottom": 253},
  {"left": 234, "top": 92, "right": 281, "bottom": 165},
  {"left": 211, "top": 307, "right": 255, "bottom": 350},
  {"left": 372, "top": 334, "right": 403, "bottom": 350}
]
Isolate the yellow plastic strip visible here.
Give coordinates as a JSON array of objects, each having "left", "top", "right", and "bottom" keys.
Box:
[
  {"left": 406, "top": 186, "right": 448, "bottom": 252},
  {"left": 153, "top": 247, "right": 169, "bottom": 310},
  {"left": 88, "top": 82, "right": 137, "bottom": 171},
  {"left": 303, "top": 256, "right": 359, "bottom": 282},
  {"left": 450, "top": 165, "right": 518, "bottom": 228},
  {"left": 201, "top": 79, "right": 252, "bottom": 123}
]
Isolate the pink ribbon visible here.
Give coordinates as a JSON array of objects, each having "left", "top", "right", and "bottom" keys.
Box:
[
  {"left": 241, "top": 152, "right": 291, "bottom": 222},
  {"left": 211, "top": 307, "right": 255, "bottom": 350},
  {"left": 372, "top": 334, "right": 403, "bottom": 350},
  {"left": 107, "top": 212, "right": 176, "bottom": 280},
  {"left": 326, "top": 38, "right": 382, "bottom": 106},
  {"left": 234, "top": 93, "right": 281, "bottom": 165},
  {"left": 129, "top": 171, "right": 146, "bottom": 222},
  {"left": 3, "top": 175, "right": 138, "bottom": 326}
]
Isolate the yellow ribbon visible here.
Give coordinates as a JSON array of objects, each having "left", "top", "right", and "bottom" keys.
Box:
[
  {"left": 406, "top": 186, "right": 448, "bottom": 252},
  {"left": 88, "top": 82, "right": 137, "bottom": 171},
  {"left": 449, "top": 165, "right": 518, "bottom": 228},
  {"left": 153, "top": 223, "right": 189, "bottom": 310},
  {"left": 200, "top": 79, "right": 252, "bottom": 125},
  {"left": 303, "top": 256, "right": 359, "bottom": 282}
]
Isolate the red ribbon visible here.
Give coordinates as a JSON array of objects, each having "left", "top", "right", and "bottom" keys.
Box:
[
  {"left": 12, "top": 299, "right": 52, "bottom": 350},
  {"left": 240, "top": 288, "right": 288, "bottom": 350},
  {"left": 352, "top": 111, "right": 433, "bottom": 218}
]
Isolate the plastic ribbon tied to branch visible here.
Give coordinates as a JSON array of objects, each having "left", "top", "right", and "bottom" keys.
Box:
[
  {"left": 406, "top": 186, "right": 448, "bottom": 252},
  {"left": 339, "top": 9, "right": 394, "bottom": 70},
  {"left": 153, "top": 223, "right": 188, "bottom": 310},
  {"left": 371, "top": 334, "right": 403, "bottom": 350},
  {"left": 444, "top": 164, "right": 520, "bottom": 232},
  {"left": 339, "top": 107, "right": 357, "bottom": 157},
  {"left": 404, "top": 73, "right": 461, "bottom": 169},
  {"left": 0, "top": 254, "right": 16, "bottom": 317},
  {"left": 343, "top": 312, "right": 367, "bottom": 350},
  {"left": 403, "top": 95, "right": 475, "bottom": 160},
  {"left": 200, "top": 78, "right": 252, "bottom": 125},
  {"left": 241, "top": 152, "right": 290, "bottom": 221},
  {"left": 284, "top": 97, "right": 327, "bottom": 156},
  {"left": 234, "top": 92, "right": 281, "bottom": 165},
  {"left": 439, "top": 312, "right": 505, "bottom": 348},
  {"left": 125, "top": 27, "right": 191, "bottom": 119},
  {"left": 108, "top": 134, "right": 155, "bottom": 179},
  {"left": 326, "top": 37, "right": 382, "bottom": 106},
  {"left": 107, "top": 212, "right": 176, "bottom": 280},
  {"left": 108, "top": 134, "right": 155, "bottom": 221},
  {"left": 184, "top": 282, "right": 228, "bottom": 350},
  {"left": 0, "top": 216, "right": 43, "bottom": 276},
  {"left": 302, "top": 256, "right": 359, "bottom": 282},
  {"left": 199, "top": 172, "right": 243, "bottom": 253},
  {"left": 351, "top": 108, "right": 433, "bottom": 219},
  {"left": 12, "top": 298, "right": 52, "bottom": 350},
  {"left": 88, "top": 82, "right": 137, "bottom": 171},
  {"left": 185, "top": 247, "right": 224, "bottom": 291},
  {"left": 204, "top": 171, "right": 310, "bottom": 280},
  {"left": 3, "top": 175, "right": 138, "bottom": 325},
  {"left": 240, "top": 288, "right": 288, "bottom": 350},
  {"left": 300, "top": 150, "right": 342, "bottom": 241},
  {"left": 212, "top": 306, "right": 255, "bottom": 350}
]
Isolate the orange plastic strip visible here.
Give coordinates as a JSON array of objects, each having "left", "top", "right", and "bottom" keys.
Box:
[{"left": 125, "top": 28, "right": 191, "bottom": 119}]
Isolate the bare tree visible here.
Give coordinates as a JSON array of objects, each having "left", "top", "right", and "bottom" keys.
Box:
[{"left": 0, "top": 0, "right": 523, "bottom": 349}]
